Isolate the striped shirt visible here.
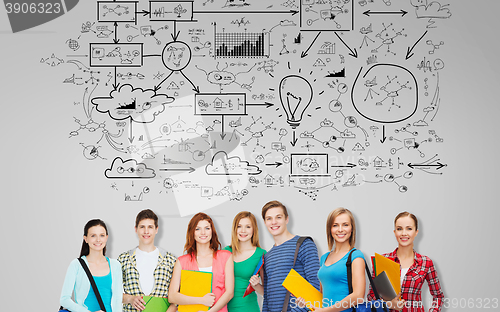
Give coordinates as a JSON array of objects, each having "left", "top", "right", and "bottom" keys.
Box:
[{"left": 263, "top": 235, "right": 320, "bottom": 312}]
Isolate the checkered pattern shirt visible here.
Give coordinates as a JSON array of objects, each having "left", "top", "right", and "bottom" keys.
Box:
[
  {"left": 118, "top": 247, "right": 177, "bottom": 312},
  {"left": 367, "top": 248, "right": 444, "bottom": 312}
]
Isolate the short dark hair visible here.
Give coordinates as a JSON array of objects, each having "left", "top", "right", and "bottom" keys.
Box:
[
  {"left": 135, "top": 209, "right": 158, "bottom": 228},
  {"left": 261, "top": 200, "right": 288, "bottom": 220}
]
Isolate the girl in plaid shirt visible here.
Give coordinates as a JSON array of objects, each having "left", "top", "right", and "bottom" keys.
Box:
[{"left": 368, "top": 212, "right": 444, "bottom": 312}]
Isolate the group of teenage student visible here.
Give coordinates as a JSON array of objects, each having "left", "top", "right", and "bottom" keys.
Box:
[{"left": 60, "top": 200, "right": 444, "bottom": 312}]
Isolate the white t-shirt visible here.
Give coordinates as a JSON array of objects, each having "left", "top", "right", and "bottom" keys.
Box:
[
  {"left": 400, "top": 268, "right": 409, "bottom": 286},
  {"left": 199, "top": 266, "right": 212, "bottom": 273},
  {"left": 135, "top": 247, "right": 159, "bottom": 295}
]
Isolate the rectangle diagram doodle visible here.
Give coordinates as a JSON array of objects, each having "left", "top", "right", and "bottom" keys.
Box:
[
  {"left": 290, "top": 153, "right": 329, "bottom": 176},
  {"left": 149, "top": 1, "right": 194, "bottom": 21},
  {"left": 97, "top": 1, "right": 138, "bottom": 23},
  {"left": 300, "top": 0, "right": 354, "bottom": 32},
  {"left": 89, "top": 43, "right": 144, "bottom": 67},
  {"left": 195, "top": 93, "right": 247, "bottom": 116}
]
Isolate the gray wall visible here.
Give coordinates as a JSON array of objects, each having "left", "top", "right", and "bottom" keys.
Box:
[{"left": 1, "top": 1, "right": 498, "bottom": 311}]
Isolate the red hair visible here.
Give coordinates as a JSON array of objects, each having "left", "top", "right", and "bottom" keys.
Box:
[{"left": 184, "top": 212, "right": 221, "bottom": 259}]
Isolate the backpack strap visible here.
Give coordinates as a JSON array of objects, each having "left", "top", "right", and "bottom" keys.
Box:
[
  {"left": 282, "top": 236, "right": 312, "bottom": 312},
  {"left": 78, "top": 257, "right": 107, "bottom": 312},
  {"left": 346, "top": 249, "right": 356, "bottom": 296}
]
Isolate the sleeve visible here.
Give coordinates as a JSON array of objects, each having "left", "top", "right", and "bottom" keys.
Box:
[
  {"left": 60, "top": 259, "right": 90, "bottom": 312},
  {"left": 298, "top": 239, "right": 320, "bottom": 290},
  {"left": 111, "top": 259, "right": 124, "bottom": 312},
  {"left": 425, "top": 258, "right": 444, "bottom": 312},
  {"left": 351, "top": 250, "right": 365, "bottom": 261},
  {"left": 117, "top": 252, "right": 128, "bottom": 290},
  {"left": 165, "top": 252, "right": 177, "bottom": 292},
  {"left": 223, "top": 246, "right": 233, "bottom": 252}
]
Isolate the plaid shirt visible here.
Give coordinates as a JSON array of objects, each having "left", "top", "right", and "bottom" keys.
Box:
[
  {"left": 367, "top": 248, "right": 444, "bottom": 312},
  {"left": 118, "top": 247, "right": 177, "bottom": 312}
]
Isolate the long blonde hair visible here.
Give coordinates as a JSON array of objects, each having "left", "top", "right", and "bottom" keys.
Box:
[
  {"left": 326, "top": 208, "right": 356, "bottom": 250},
  {"left": 230, "top": 211, "right": 261, "bottom": 254}
]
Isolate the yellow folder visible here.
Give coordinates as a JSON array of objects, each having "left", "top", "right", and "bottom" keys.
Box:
[
  {"left": 374, "top": 253, "right": 401, "bottom": 294},
  {"left": 282, "top": 269, "right": 322, "bottom": 310},
  {"left": 178, "top": 270, "right": 213, "bottom": 312}
]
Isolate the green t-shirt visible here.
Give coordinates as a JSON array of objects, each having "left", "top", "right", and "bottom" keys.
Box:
[{"left": 223, "top": 246, "right": 266, "bottom": 312}]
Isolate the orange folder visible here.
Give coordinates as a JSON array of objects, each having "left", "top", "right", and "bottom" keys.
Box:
[
  {"left": 178, "top": 270, "right": 213, "bottom": 312},
  {"left": 374, "top": 253, "right": 400, "bottom": 294},
  {"left": 282, "top": 269, "right": 322, "bottom": 310}
]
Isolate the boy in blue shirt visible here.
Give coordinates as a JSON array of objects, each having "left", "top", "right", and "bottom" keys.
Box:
[{"left": 261, "top": 200, "right": 321, "bottom": 312}]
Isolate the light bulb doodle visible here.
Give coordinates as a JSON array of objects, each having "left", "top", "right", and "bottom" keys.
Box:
[{"left": 278, "top": 75, "right": 313, "bottom": 129}]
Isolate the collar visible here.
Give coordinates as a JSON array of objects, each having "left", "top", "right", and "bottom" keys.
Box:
[
  {"left": 389, "top": 247, "right": 423, "bottom": 270},
  {"left": 128, "top": 246, "right": 168, "bottom": 257}
]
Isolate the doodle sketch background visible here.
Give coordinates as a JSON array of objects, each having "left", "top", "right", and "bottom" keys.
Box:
[{"left": 0, "top": 0, "right": 498, "bottom": 310}]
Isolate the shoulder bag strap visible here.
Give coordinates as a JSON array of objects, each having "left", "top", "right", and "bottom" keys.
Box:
[
  {"left": 346, "top": 250, "right": 388, "bottom": 312},
  {"left": 78, "top": 257, "right": 107, "bottom": 312},
  {"left": 282, "top": 236, "right": 311, "bottom": 312},
  {"left": 346, "top": 248, "right": 357, "bottom": 312}
]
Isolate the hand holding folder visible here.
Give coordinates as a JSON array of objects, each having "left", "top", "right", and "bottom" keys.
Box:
[
  {"left": 243, "top": 255, "right": 264, "bottom": 297},
  {"left": 282, "top": 269, "right": 322, "bottom": 310},
  {"left": 178, "top": 270, "right": 213, "bottom": 312}
]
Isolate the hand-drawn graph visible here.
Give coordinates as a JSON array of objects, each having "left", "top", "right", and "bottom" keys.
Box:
[{"left": 214, "top": 31, "right": 270, "bottom": 58}]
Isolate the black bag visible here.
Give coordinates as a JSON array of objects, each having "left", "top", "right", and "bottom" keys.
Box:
[{"left": 346, "top": 249, "right": 389, "bottom": 312}]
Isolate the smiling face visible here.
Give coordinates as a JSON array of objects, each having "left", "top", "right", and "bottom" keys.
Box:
[
  {"left": 394, "top": 216, "right": 419, "bottom": 247},
  {"left": 135, "top": 218, "right": 158, "bottom": 246},
  {"left": 84, "top": 225, "right": 108, "bottom": 253},
  {"left": 237, "top": 217, "right": 254, "bottom": 243},
  {"left": 195, "top": 220, "right": 212, "bottom": 245},
  {"left": 264, "top": 206, "right": 288, "bottom": 237},
  {"left": 330, "top": 213, "right": 352, "bottom": 245}
]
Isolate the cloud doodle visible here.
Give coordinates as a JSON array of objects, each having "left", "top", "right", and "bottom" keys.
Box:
[
  {"left": 92, "top": 84, "right": 174, "bottom": 122},
  {"left": 412, "top": 1, "right": 452, "bottom": 19},
  {"left": 105, "top": 157, "right": 156, "bottom": 179},
  {"left": 205, "top": 151, "right": 261, "bottom": 175},
  {"left": 340, "top": 130, "right": 356, "bottom": 138}
]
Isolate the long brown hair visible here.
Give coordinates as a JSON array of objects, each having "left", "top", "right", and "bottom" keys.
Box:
[
  {"left": 230, "top": 211, "right": 261, "bottom": 254},
  {"left": 184, "top": 212, "right": 221, "bottom": 259},
  {"left": 326, "top": 208, "right": 356, "bottom": 250},
  {"left": 80, "top": 219, "right": 108, "bottom": 257}
]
